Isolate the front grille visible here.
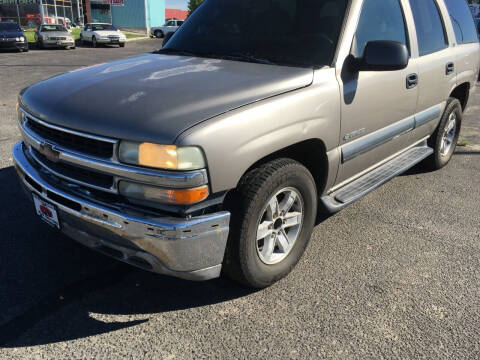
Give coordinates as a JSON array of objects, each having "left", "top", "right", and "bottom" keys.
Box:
[
  {"left": 26, "top": 117, "right": 114, "bottom": 159},
  {"left": 0, "top": 38, "right": 16, "bottom": 42},
  {"left": 32, "top": 148, "right": 114, "bottom": 190}
]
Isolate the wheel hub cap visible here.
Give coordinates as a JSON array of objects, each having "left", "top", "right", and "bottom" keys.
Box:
[
  {"left": 256, "top": 187, "right": 304, "bottom": 265},
  {"left": 440, "top": 113, "right": 457, "bottom": 157}
]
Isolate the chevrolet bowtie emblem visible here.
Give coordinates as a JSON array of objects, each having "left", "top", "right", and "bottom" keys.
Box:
[{"left": 39, "top": 143, "right": 61, "bottom": 163}]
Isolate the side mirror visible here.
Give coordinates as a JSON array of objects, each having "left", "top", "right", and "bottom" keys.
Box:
[
  {"left": 162, "top": 31, "right": 175, "bottom": 47},
  {"left": 358, "top": 40, "right": 409, "bottom": 71}
]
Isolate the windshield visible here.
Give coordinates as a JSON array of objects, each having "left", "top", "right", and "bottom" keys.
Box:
[
  {"left": 41, "top": 25, "right": 67, "bottom": 32},
  {"left": 0, "top": 23, "right": 20, "bottom": 32},
  {"left": 92, "top": 24, "right": 116, "bottom": 31},
  {"left": 163, "top": 0, "right": 348, "bottom": 68}
]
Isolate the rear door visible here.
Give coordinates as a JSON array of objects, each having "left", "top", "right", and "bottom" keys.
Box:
[
  {"left": 335, "top": 0, "right": 419, "bottom": 185},
  {"left": 406, "top": 0, "right": 457, "bottom": 139}
]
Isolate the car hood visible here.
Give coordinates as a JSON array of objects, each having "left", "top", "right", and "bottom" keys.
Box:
[
  {"left": 41, "top": 31, "right": 71, "bottom": 37},
  {"left": 20, "top": 53, "right": 314, "bottom": 144},
  {"left": 0, "top": 31, "right": 23, "bottom": 37}
]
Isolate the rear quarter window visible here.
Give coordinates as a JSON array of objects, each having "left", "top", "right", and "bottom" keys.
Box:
[{"left": 444, "top": 0, "right": 479, "bottom": 44}]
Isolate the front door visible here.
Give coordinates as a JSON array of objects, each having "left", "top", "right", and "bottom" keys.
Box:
[{"left": 336, "top": 0, "right": 419, "bottom": 185}]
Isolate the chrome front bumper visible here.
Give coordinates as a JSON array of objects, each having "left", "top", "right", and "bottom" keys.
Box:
[
  {"left": 42, "top": 40, "right": 75, "bottom": 47},
  {"left": 13, "top": 142, "right": 231, "bottom": 281},
  {"left": 97, "top": 38, "right": 125, "bottom": 44}
]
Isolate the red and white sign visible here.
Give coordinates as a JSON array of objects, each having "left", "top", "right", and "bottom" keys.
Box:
[{"left": 94, "top": 0, "right": 125, "bottom": 6}]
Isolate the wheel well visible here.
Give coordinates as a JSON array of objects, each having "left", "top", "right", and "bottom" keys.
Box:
[
  {"left": 241, "top": 139, "right": 329, "bottom": 195},
  {"left": 450, "top": 82, "right": 470, "bottom": 111}
]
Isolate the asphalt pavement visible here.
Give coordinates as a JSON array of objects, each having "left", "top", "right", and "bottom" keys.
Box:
[{"left": 0, "top": 39, "right": 479, "bottom": 359}]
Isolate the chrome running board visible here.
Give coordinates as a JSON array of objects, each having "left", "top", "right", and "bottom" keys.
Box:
[{"left": 321, "top": 146, "right": 433, "bottom": 213}]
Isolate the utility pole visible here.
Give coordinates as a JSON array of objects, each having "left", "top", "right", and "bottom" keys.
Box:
[
  {"left": 39, "top": 0, "right": 45, "bottom": 24},
  {"left": 77, "top": 0, "right": 82, "bottom": 25},
  {"left": 54, "top": 0, "right": 58, "bottom": 24},
  {"left": 15, "top": 2, "right": 20, "bottom": 26}
]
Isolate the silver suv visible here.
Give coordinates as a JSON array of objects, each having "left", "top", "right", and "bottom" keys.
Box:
[{"left": 13, "top": 0, "right": 480, "bottom": 288}]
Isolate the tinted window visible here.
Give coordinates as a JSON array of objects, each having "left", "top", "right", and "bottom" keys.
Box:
[
  {"left": 164, "top": 0, "right": 349, "bottom": 68},
  {"left": 41, "top": 25, "right": 67, "bottom": 32},
  {"left": 353, "top": 0, "right": 407, "bottom": 57},
  {"left": 409, "top": 0, "right": 447, "bottom": 56},
  {"left": 92, "top": 24, "right": 116, "bottom": 31},
  {"left": 444, "top": 0, "right": 478, "bottom": 44}
]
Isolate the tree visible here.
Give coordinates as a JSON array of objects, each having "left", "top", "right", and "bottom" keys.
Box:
[{"left": 188, "top": 0, "right": 204, "bottom": 16}]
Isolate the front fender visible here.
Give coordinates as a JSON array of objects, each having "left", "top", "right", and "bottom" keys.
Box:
[{"left": 176, "top": 68, "right": 341, "bottom": 193}]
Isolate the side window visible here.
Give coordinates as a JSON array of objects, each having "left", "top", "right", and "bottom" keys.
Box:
[
  {"left": 444, "top": 0, "right": 478, "bottom": 44},
  {"left": 353, "top": 0, "right": 408, "bottom": 58},
  {"left": 408, "top": 0, "right": 447, "bottom": 56}
]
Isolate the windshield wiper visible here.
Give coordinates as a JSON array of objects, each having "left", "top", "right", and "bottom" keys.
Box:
[
  {"left": 156, "top": 48, "right": 199, "bottom": 57},
  {"left": 207, "top": 52, "right": 277, "bottom": 65}
]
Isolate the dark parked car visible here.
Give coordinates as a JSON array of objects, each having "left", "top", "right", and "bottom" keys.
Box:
[{"left": 0, "top": 22, "right": 28, "bottom": 52}]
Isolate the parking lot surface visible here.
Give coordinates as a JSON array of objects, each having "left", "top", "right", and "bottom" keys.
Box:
[{"left": 0, "top": 39, "right": 479, "bottom": 359}]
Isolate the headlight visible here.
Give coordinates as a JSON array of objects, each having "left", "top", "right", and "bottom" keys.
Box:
[
  {"left": 119, "top": 181, "right": 209, "bottom": 205},
  {"left": 20, "top": 36, "right": 25, "bottom": 42},
  {"left": 118, "top": 141, "right": 206, "bottom": 170}
]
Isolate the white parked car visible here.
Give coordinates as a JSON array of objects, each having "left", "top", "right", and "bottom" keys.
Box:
[
  {"left": 80, "top": 23, "right": 126, "bottom": 48},
  {"left": 151, "top": 19, "right": 184, "bottom": 38}
]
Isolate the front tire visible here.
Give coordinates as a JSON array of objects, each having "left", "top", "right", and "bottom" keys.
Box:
[
  {"left": 426, "top": 98, "right": 462, "bottom": 170},
  {"left": 154, "top": 30, "right": 163, "bottom": 38},
  {"left": 223, "top": 159, "right": 317, "bottom": 288},
  {"left": 92, "top": 36, "right": 97, "bottom": 48},
  {"left": 119, "top": 43, "right": 125, "bottom": 48}
]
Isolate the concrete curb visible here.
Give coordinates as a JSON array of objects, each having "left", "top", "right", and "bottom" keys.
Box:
[{"left": 125, "top": 36, "right": 152, "bottom": 42}]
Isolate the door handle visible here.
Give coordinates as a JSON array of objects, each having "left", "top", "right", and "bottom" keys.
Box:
[
  {"left": 406, "top": 73, "right": 418, "bottom": 89},
  {"left": 446, "top": 62, "right": 455, "bottom": 75}
]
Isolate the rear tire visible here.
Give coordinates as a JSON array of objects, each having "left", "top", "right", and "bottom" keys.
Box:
[
  {"left": 425, "top": 97, "right": 462, "bottom": 170},
  {"left": 223, "top": 158, "right": 317, "bottom": 288}
]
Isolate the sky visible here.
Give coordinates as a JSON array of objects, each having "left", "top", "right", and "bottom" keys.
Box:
[{"left": 165, "top": 0, "right": 188, "bottom": 10}]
